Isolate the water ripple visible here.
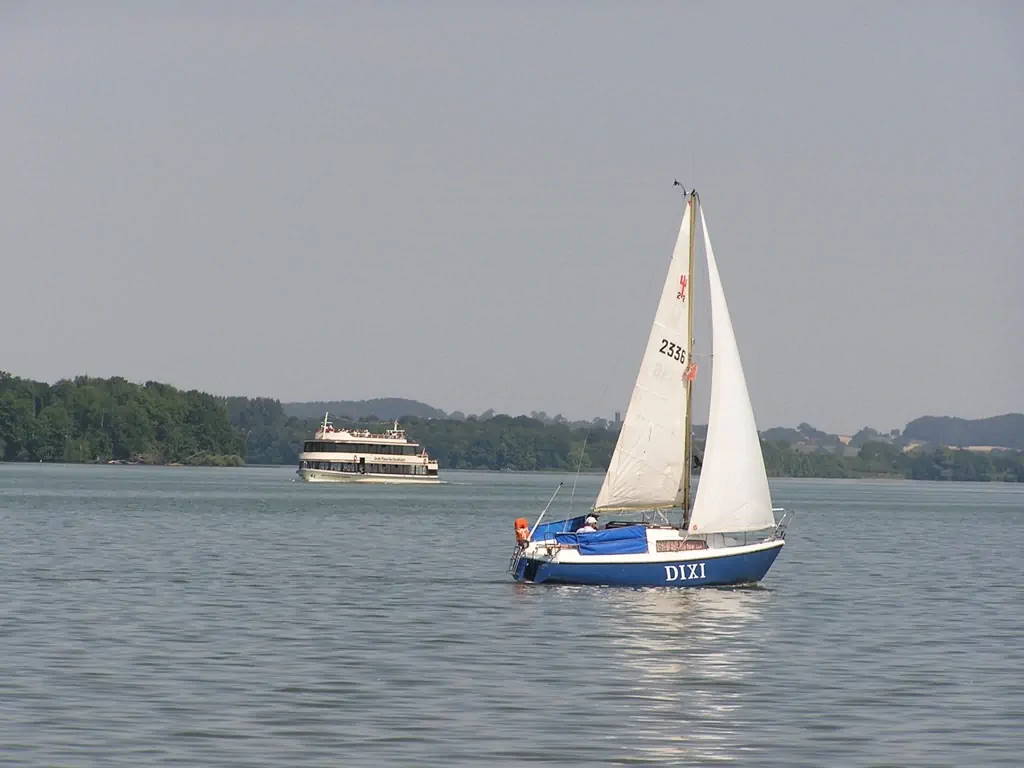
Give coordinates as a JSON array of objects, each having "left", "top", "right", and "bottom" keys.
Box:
[{"left": 1, "top": 465, "right": 1022, "bottom": 766}]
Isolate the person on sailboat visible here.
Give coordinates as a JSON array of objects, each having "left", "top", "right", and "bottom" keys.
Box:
[{"left": 577, "top": 515, "right": 599, "bottom": 533}]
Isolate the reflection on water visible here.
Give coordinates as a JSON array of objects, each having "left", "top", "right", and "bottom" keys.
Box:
[{"left": 600, "top": 587, "right": 770, "bottom": 763}]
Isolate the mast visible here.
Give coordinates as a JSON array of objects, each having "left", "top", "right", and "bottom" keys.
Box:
[{"left": 681, "top": 190, "right": 698, "bottom": 526}]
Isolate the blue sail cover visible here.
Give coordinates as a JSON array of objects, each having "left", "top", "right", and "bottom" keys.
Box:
[
  {"left": 553, "top": 525, "right": 648, "bottom": 555},
  {"left": 531, "top": 516, "right": 589, "bottom": 542}
]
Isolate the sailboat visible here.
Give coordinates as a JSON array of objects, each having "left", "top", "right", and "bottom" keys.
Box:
[{"left": 510, "top": 189, "right": 788, "bottom": 587}]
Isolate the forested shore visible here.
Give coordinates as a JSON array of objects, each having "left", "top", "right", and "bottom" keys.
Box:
[
  {"left": 1, "top": 372, "right": 1021, "bottom": 481},
  {"left": 0, "top": 372, "right": 244, "bottom": 466}
]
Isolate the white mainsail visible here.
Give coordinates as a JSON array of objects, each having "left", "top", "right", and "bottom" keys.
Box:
[
  {"left": 595, "top": 199, "right": 693, "bottom": 511},
  {"left": 688, "top": 208, "right": 775, "bottom": 534}
]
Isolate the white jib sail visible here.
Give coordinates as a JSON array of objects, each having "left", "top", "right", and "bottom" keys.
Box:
[
  {"left": 688, "top": 207, "right": 775, "bottom": 534},
  {"left": 595, "top": 200, "right": 692, "bottom": 511}
]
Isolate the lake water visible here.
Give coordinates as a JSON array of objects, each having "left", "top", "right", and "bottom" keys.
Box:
[{"left": 1, "top": 464, "right": 1021, "bottom": 766}]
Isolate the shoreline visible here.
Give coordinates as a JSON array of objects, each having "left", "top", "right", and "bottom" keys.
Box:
[{"left": 2, "top": 461, "right": 1020, "bottom": 484}]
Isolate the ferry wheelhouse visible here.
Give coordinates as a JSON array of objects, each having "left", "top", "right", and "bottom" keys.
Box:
[{"left": 296, "top": 414, "right": 440, "bottom": 483}]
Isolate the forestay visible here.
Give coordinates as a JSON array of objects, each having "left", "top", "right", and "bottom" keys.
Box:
[
  {"left": 688, "top": 208, "right": 775, "bottom": 534},
  {"left": 595, "top": 200, "right": 693, "bottom": 511}
]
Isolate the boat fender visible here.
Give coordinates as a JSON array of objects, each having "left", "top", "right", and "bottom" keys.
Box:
[{"left": 514, "top": 517, "right": 531, "bottom": 546}]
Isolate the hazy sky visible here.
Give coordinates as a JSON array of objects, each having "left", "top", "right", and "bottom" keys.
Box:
[{"left": 2, "top": 1, "right": 1021, "bottom": 433}]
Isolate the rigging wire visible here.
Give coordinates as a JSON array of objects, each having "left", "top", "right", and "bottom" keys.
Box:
[{"left": 567, "top": 431, "right": 590, "bottom": 518}]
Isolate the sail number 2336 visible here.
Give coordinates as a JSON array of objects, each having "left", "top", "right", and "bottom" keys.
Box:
[{"left": 658, "top": 339, "right": 687, "bottom": 364}]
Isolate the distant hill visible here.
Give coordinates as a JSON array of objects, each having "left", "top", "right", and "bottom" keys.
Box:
[
  {"left": 282, "top": 398, "right": 446, "bottom": 421},
  {"left": 761, "top": 426, "right": 803, "bottom": 444},
  {"left": 902, "top": 413, "right": 1024, "bottom": 450}
]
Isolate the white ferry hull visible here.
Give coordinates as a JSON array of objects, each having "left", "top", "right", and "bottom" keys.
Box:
[{"left": 296, "top": 468, "right": 441, "bottom": 484}]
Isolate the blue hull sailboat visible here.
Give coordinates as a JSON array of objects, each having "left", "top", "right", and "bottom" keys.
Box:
[{"left": 511, "top": 189, "right": 788, "bottom": 587}]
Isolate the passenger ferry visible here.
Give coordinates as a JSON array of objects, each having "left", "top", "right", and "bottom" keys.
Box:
[{"left": 296, "top": 414, "right": 440, "bottom": 483}]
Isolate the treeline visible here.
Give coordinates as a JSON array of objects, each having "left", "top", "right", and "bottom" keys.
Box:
[
  {"left": 760, "top": 440, "right": 1024, "bottom": 482},
  {"left": 238, "top": 405, "right": 1024, "bottom": 481},
  {"left": 282, "top": 398, "right": 446, "bottom": 421},
  {"left": 224, "top": 396, "right": 310, "bottom": 465},
  {"left": 0, "top": 372, "right": 243, "bottom": 465},
  {"left": 381, "top": 415, "right": 618, "bottom": 471},
  {"left": 2, "top": 372, "right": 1022, "bottom": 481},
  {"left": 903, "top": 414, "right": 1024, "bottom": 450}
]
